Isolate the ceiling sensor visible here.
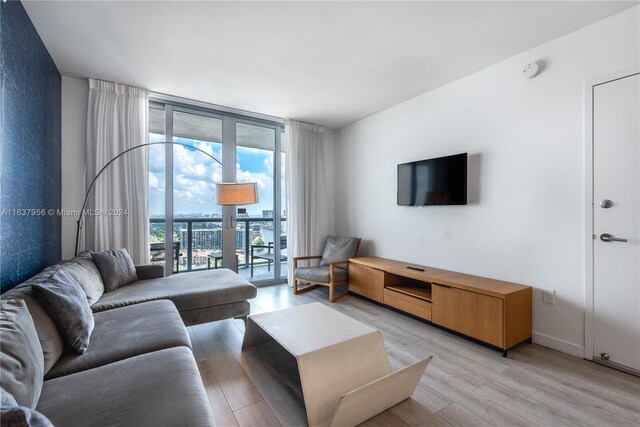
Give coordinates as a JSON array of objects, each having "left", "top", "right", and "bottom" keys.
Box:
[{"left": 522, "top": 62, "right": 540, "bottom": 79}]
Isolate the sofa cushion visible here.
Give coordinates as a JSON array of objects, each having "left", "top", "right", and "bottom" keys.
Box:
[
  {"left": 61, "top": 253, "right": 104, "bottom": 306},
  {"left": 37, "top": 347, "right": 215, "bottom": 427},
  {"left": 46, "top": 300, "right": 191, "bottom": 380},
  {"left": 32, "top": 269, "right": 95, "bottom": 354},
  {"left": 295, "top": 266, "right": 348, "bottom": 283},
  {"left": 0, "top": 300, "right": 44, "bottom": 408},
  {"left": 1, "top": 388, "right": 53, "bottom": 427},
  {"left": 320, "top": 236, "right": 360, "bottom": 266},
  {"left": 91, "top": 248, "right": 138, "bottom": 292},
  {"left": 91, "top": 268, "right": 257, "bottom": 314},
  {"left": 1, "top": 270, "right": 65, "bottom": 374}
]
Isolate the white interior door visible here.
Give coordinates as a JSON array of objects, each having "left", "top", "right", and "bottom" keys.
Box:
[{"left": 593, "top": 73, "right": 640, "bottom": 373}]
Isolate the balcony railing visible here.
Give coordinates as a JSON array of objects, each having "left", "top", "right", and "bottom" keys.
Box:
[{"left": 149, "top": 217, "right": 286, "bottom": 276}]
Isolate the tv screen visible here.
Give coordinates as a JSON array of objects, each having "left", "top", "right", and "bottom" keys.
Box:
[{"left": 397, "top": 153, "right": 467, "bottom": 206}]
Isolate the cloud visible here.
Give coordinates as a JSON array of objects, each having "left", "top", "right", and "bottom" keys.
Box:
[
  {"left": 149, "top": 172, "right": 160, "bottom": 189},
  {"left": 264, "top": 155, "right": 274, "bottom": 176},
  {"left": 236, "top": 146, "right": 264, "bottom": 155},
  {"left": 194, "top": 141, "right": 217, "bottom": 157},
  {"left": 148, "top": 144, "right": 165, "bottom": 174},
  {"left": 235, "top": 163, "right": 267, "bottom": 190},
  {"left": 149, "top": 137, "right": 282, "bottom": 215}
]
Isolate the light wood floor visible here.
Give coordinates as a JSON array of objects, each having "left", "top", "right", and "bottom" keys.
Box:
[{"left": 188, "top": 284, "right": 640, "bottom": 427}]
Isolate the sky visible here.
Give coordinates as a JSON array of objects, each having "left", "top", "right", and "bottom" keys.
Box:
[{"left": 148, "top": 134, "right": 285, "bottom": 217}]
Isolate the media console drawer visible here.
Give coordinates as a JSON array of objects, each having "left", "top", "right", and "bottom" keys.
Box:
[{"left": 383, "top": 288, "right": 432, "bottom": 321}]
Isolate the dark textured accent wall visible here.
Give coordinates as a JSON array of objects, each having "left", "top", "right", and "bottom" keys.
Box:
[{"left": 0, "top": 1, "right": 62, "bottom": 292}]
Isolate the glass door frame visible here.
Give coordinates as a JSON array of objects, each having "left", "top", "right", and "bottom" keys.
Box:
[
  {"left": 150, "top": 99, "right": 285, "bottom": 284},
  {"left": 232, "top": 117, "right": 284, "bottom": 282}
]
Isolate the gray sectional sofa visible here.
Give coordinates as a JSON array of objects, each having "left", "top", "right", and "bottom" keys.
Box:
[{"left": 0, "top": 252, "right": 258, "bottom": 426}]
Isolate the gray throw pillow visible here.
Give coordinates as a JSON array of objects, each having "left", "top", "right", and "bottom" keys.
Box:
[
  {"left": 32, "top": 269, "right": 95, "bottom": 355},
  {"left": 1, "top": 388, "right": 53, "bottom": 427},
  {"left": 61, "top": 253, "right": 105, "bottom": 305},
  {"left": 320, "top": 236, "right": 360, "bottom": 266},
  {"left": 91, "top": 248, "right": 138, "bottom": 292},
  {"left": 0, "top": 300, "right": 44, "bottom": 408}
]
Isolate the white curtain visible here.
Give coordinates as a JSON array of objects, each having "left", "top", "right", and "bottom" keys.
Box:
[
  {"left": 85, "top": 79, "right": 149, "bottom": 263},
  {"left": 285, "top": 119, "right": 329, "bottom": 284}
]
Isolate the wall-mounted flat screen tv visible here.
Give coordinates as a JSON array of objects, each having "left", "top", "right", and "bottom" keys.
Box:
[{"left": 397, "top": 153, "right": 467, "bottom": 206}]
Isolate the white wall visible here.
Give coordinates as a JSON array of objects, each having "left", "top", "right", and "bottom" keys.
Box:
[
  {"left": 61, "top": 76, "right": 89, "bottom": 259},
  {"left": 334, "top": 7, "right": 639, "bottom": 357}
]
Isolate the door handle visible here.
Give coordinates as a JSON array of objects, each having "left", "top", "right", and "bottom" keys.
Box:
[{"left": 600, "top": 233, "right": 628, "bottom": 243}]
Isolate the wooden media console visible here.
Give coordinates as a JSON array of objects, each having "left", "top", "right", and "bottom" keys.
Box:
[{"left": 348, "top": 257, "right": 532, "bottom": 356}]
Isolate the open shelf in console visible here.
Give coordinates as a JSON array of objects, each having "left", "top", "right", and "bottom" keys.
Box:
[
  {"left": 385, "top": 284, "right": 432, "bottom": 302},
  {"left": 384, "top": 271, "right": 432, "bottom": 302}
]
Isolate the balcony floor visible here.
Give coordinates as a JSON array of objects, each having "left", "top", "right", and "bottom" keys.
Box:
[
  {"left": 238, "top": 262, "right": 288, "bottom": 282},
  {"left": 163, "top": 261, "right": 288, "bottom": 283}
]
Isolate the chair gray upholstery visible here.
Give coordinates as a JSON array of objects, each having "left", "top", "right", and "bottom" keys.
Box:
[
  {"left": 45, "top": 300, "right": 190, "bottom": 380},
  {"left": 295, "top": 266, "right": 348, "bottom": 283},
  {"left": 37, "top": 347, "right": 215, "bottom": 427},
  {"left": 320, "top": 236, "right": 361, "bottom": 266}
]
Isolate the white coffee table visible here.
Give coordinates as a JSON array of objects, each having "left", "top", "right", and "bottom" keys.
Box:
[{"left": 242, "top": 302, "right": 431, "bottom": 427}]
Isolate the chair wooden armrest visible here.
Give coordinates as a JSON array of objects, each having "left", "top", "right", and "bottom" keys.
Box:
[
  {"left": 329, "top": 260, "right": 350, "bottom": 281},
  {"left": 293, "top": 255, "right": 322, "bottom": 269}
]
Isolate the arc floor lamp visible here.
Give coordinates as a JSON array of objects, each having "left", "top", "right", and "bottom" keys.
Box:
[{"left": 74, "top": 141, "right": 258, "bottom": 256}]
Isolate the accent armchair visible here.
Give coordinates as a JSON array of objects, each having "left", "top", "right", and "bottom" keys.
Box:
[{"left": 293, "top": 236, "right": 362, "bottom": 302}]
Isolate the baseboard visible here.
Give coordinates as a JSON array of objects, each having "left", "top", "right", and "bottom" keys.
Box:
[{"left": 532, "top": 331, "right": 584, "bottom": 358}]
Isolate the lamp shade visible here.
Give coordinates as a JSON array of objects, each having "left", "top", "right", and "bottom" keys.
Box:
[{"left": 216, "top": 182, "right": 259, "bottom": 205}]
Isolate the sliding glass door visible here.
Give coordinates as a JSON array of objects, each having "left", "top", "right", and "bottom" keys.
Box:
[
  {"left": 148, "top": 101, "right": 285, "bottom": 284},
  {"left": 234, "top": 121, "right": 285, "bottom": 281},
  {"left": 148, "top": 105, "right": 170, "bottom": 270},
  {"left": 172, "top": 110, "right": 224, "bottom": 273}
]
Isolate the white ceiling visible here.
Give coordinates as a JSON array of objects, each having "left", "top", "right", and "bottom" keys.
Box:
[{"left": 24, "top": 1, "right": 637, "bottom": 129}]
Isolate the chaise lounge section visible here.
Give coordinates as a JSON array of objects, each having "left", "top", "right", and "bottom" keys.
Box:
[{"left": 93, "top": 265, "right": 256, "bottom": 325}]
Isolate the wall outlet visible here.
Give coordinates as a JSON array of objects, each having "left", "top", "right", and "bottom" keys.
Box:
[{"left": 542, "top": 289, "right": 555, "bottom": 305}]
